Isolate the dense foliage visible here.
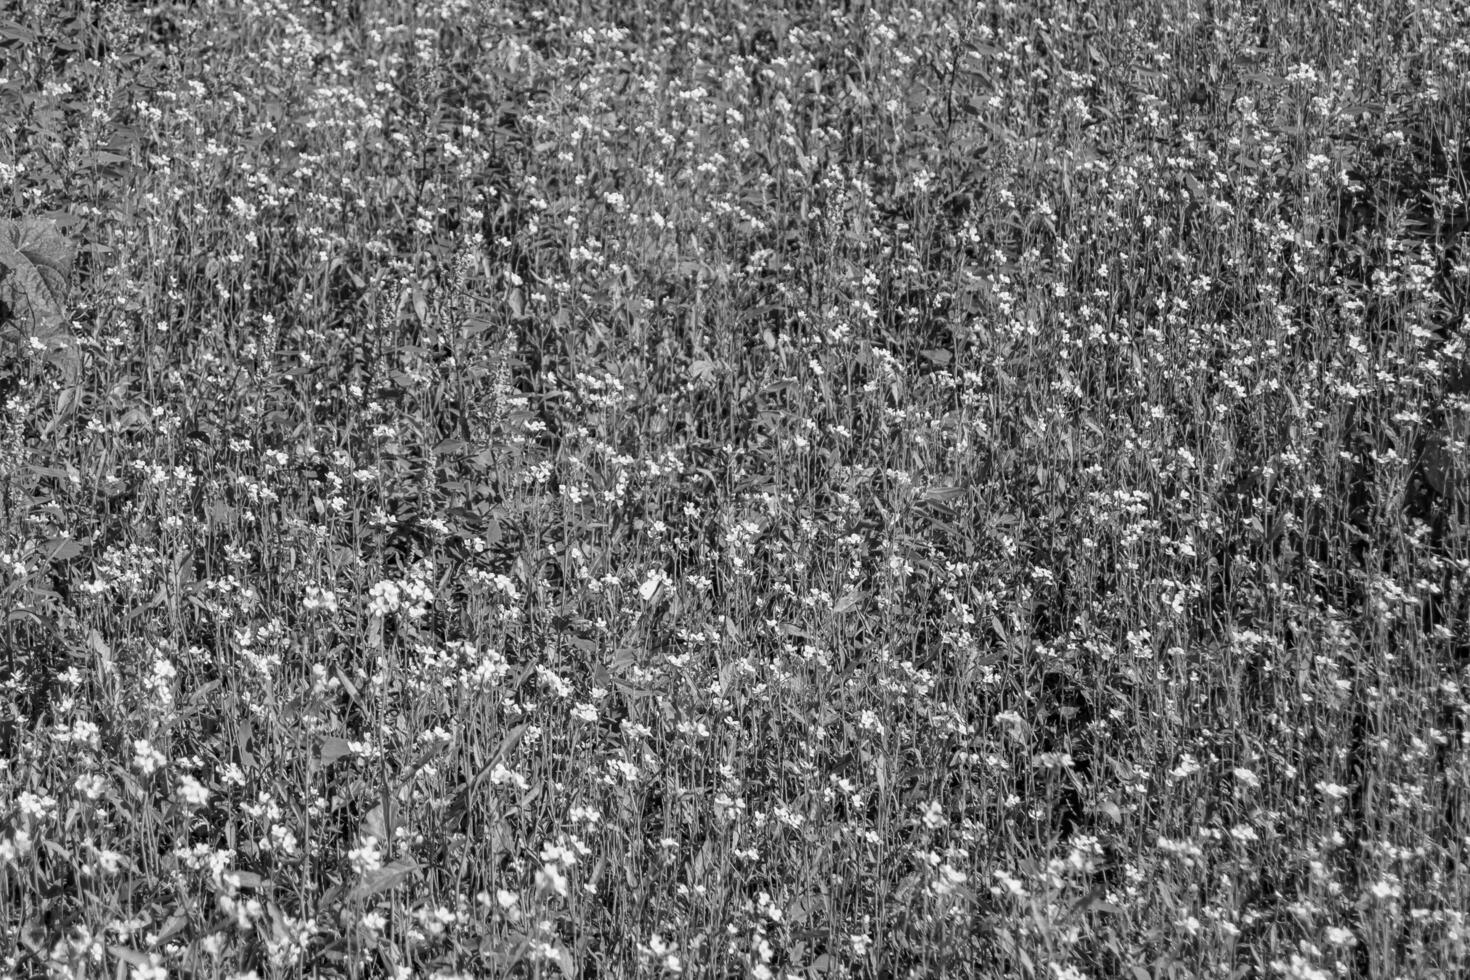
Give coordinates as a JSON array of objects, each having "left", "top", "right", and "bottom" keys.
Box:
[{"left": 2, "top": 0, "right": 1469, "bottom": 977}]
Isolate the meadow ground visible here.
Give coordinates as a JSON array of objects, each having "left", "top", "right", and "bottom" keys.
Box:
[{"left": 1, "top": 0, "right": 1469, "bottom": 977}]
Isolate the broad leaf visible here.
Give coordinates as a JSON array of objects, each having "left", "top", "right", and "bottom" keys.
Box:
[
  {"left": 320, "top": 736, "right": 355, "bottom": 766},
  {"left": 0, "top": 217, "right": 74, "bottom": 334},
  {"left": 349, "top": 858, "right": 421, "bottom": 901}
]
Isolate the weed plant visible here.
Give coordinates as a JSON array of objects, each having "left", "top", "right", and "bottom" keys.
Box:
[{"left": 1, "top": 0, "right": 1469, "bottom": 978}]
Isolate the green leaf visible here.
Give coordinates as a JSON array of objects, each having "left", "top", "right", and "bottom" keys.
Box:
[
  {"left": 222, "top": 869, "right": 264, "bottom": 890},
  {"left": 0, "top": 218, "right": 74, "bottom": 334},
  {"left": 154, "top": 912, "right": 189, "bottom": 943},
  {"left": 349, "top": 858, "right": 421, "bottom": 901},
  {"left": 0, "top": 20, "right": 38, "bottom": 45},
  {"left": 108, "top": 947, "right": 157, "bottom": 968},
  {"left": 320, "top": 737, "right": 355, "bottom": 766},
  {"left": 548, "top": 943, "right": 575, "bottom": 978},
  {"left": 7, "top": 607, "right": 50, "bottom": 627},
  {"left": 40, "top": 536, "right": 85, "bottom": 562},
  {"left": 919, "top": 484, "right": 967, "bottom": 503}
]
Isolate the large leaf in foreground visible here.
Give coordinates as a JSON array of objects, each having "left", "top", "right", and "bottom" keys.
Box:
[{"left": 0, "top": 217, "right": 74, "bottom": 333}]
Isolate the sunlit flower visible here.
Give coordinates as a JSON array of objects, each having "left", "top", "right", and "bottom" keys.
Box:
[
  {"left": 132, "top": 739, "right": 167, "bottom": 776},
  {"left": 348, "top": 837, "right": 382, "bottom": 875},
  {"left": 920, "top": 800, "right": 947, "bottom": 829},
  {"left": 177, "top": 774, "right": 211, "bottom": 808},
  {"left": 536, "top": 862, "right": 568, "bottom": 898},
  {"left": 366, "top": 580, "right": 401, "bottom": 617}
]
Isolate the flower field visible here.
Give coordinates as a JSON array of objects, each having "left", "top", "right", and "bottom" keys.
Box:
[{"left": 1, "top": 0, "right": 1469, "bottom": 977}]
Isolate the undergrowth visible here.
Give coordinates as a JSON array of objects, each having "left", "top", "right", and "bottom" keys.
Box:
[{"left": 1, "top": 1, "right": 1469, "bottom": 978}]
